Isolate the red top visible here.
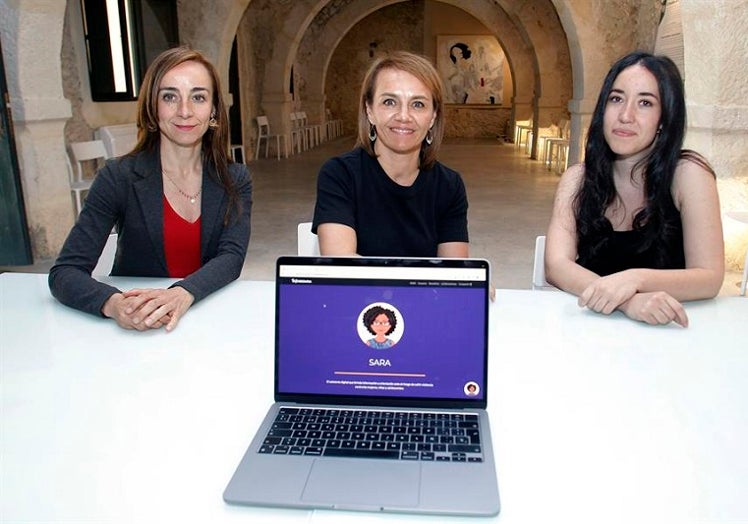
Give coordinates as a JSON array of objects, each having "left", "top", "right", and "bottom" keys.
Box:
[{"left": 163, "top": 196, "right": 201, "bottom": 278}]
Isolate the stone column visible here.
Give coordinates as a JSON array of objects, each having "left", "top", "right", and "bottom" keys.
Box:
[
  {"left": 681, "top": 0, "right": 748, "bottom": 270},
  {"left": 262, "top": 92, "right": 293, "bottom": 157},
  {"left": 1, "top": 0, "right": 74, "bottom": 260},
  {"left": 533, "top": 96, "right": 565, "bottom": 160},
  {"left": 303, "top": 96, "right": 325, "bottom": 126},
  {"left": 680, "top": 1, "right": 748, "bottom": 182},
  {"left": 566, "top": 98, "right": 596, "bottom": 167},
  {"left": 510, "top": 93, "right": 533, "bottom": 151}
]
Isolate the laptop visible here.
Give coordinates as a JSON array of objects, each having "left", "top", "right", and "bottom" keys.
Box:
[{"left": 223, "top": 256, "right": 500, "bottom": 517}]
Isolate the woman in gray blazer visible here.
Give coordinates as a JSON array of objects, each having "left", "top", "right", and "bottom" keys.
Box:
[{"left": 49, "top": 46, "right": 252, "bottom": 332}]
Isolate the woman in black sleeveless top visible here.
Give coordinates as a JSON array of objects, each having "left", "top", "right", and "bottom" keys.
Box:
[{"left": 545, "top": 52, "right": 724, "bottom": 327}]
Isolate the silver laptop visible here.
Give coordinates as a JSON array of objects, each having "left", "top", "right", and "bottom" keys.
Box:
[{"left": 223, "top": 256, "right": 500, "bottom": 517}]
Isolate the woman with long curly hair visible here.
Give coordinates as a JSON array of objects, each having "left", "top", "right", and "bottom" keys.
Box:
[{"left": 545, "top": 51, "right": 723, "bottom": 327}]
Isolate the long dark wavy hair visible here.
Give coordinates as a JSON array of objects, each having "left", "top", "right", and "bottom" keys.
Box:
[
  {"left": 575, "top": 51, "right": 714, "bottom": 267},
  {"left": 132, "top": 45, "right": 241, "bottom": 224}
]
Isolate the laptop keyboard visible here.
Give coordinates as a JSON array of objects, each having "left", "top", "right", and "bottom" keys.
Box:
[{"left": 258, "top": 407, "right": 483, "bottom": 462}]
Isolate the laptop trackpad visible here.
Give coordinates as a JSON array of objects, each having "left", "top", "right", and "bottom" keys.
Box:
[{"left": 301, "top": 458, "right": 420, "bottom": 508}]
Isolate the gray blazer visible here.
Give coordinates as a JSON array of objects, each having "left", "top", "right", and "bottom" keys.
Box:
[{"left": 49, "top": 148, "right": 253, "bottom": 317}]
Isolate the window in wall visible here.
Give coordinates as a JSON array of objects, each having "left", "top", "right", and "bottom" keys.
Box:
[{"left": 80, "top": 0, "right": 179, "bottom": 102}]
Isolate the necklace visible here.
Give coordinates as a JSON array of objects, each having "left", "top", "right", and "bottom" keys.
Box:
[{"left": 163, "top": 171, "right": 201, "bottom": 204}]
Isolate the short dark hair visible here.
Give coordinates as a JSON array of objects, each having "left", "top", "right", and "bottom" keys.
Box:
[{"left": 449, "top": 43, "right": 472, "bottom": 64}]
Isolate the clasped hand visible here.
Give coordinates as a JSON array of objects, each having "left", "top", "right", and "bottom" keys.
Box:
[
  {"left": 102, "top": 286, "right": 195, "bottom": 332},
  {"left": 578, "top": 271, "right": 688, "bottom": 327}
]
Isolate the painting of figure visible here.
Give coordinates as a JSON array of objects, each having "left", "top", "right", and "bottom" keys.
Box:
[{"left": 437, "top": 35, "right": 505, "bottom": 105}]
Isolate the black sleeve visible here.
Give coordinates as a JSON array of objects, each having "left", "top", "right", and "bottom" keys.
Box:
[
  {"left": 48, "top": 163, "right": 123, "bottom": 317},
  {"left": 437, "top": 170, "right": 469, "bottom": 244},
  {"left": 312, "top": 156, "right": 356, "bottom": 233}
]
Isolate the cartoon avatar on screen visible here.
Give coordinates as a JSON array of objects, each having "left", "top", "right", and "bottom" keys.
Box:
[
  {"left": 464, "top": 381, "right": 480, "bottom": 396},
  {"left": 362, "top": 305, "right": 398, "bottom": 349}
]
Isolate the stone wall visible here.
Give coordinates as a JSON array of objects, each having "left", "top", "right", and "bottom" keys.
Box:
[
  {"left": 325, "top": 1, "right": 425, "bottom": 136},
  {"left": 4, "top": 0, "right": 746, "bottom": 264},
  {"left": 445, "top": 106, "right": 511, "bottom": 139},
  {"left": 1, "top": 0, "right": 73, "bottom": 259},
  {"left": 680, "top": 0, "right": 748, "bottom": 269}
]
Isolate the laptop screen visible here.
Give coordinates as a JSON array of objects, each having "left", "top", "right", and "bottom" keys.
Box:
[{"left": 274, "top": 257, "right": 490, "bottom": 408}]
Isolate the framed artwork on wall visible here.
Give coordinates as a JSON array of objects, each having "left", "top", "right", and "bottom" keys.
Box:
[{"left": 436, "top": 35, "right": 505, "bottom": 105}]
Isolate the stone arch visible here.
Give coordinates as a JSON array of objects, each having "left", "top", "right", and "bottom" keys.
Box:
[
  {"left": 294, "top": 0, "right": 409, "bottom": 128},
  {"left": 282, "top": 0, "right": 572, "bottom": 157},
  {"left": 243, "top": 0, "right": 333, "bottom": 137},
  {"left": 5, "top": 0, "right": 742, "bottom": 262},
  {"left": 443, "top": 0, "right": 571, "bottom": 157},
  {"left": 550, "top": 0, "right": 593, "bottom": 164},
  {"left": 205, "top": 0, "right": 573, "bottom": 147},
  {"left": 0, "top": 0, "right": 74, "bottom": 258},
  {"left": 549, "top": 0, "right": 662, "bottom": 164},
  {"left": 177, "top": 0, "right": 251, "bottom": 105},
  {"left": 296, "top": 0, "right": 539, "bottom": 126}
]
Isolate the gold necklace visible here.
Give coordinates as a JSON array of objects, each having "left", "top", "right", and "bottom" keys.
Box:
[{"left": 163, "top": 171, "right": 201, "bottom": 204}]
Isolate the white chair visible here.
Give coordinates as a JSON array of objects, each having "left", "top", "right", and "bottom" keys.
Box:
[
  {"left": 68, "top": 139, "right": 109, "bottom": 215},
  {"left": 726, "top": 211, "right": 748, "bottom": 296},
  {"left": 552, "top": 140, "right": 570, "bottom": 173},
  {"left": 254, "top": 116, "right": 289, "bottom": 160},
  {"left": 66, "top": 155, "right": 91, "bottom": 217},
  {"left": 297, "top": 222, "right": 320, "bottom": 256},
  {"left": 96, "top": 123, "right": 137, "bottom": 157},
  {"left": 92, "top": 232, "right": 118, "bottom": 276},
  {"left": 298, "top": 111, "right": 322, "bottom": 149},
  {"left": 289, "top": 112, "right": 305, "bottom": 154},
  {"left": 514, "top": 118, "right": 532, "bottom": 150},
  {"left": 532, "top": 235, "right": 556, "bottom": 290},
  {"left": 527, "top": 124, "right": 558, "bottom": 157},
  {"left": 543, "top": 119, "right": 570, "bottom": 170},
  {"left": 548, "top": 122, "right": 571, "bottom": 174},
  {"left": 230, "top": 144, "right": 245, "bottom": 163},
  {"left": 325, "top": 108, "right": 343, "bottom": 140}
]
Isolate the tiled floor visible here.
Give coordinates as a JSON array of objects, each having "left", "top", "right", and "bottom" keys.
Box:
[
  {"left": 242, "top": 136, "right": 742, "bottom": 295},
  {"left": 3, "top": 136, "right": 743, "bottom": 295},
  {"left": 241, "top": 136, "right": 557, "bottom": 289}
]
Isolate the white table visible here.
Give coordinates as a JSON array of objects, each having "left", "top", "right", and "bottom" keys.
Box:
[{"left": 2, "top": 273, "right": 747, "bottom": 523}]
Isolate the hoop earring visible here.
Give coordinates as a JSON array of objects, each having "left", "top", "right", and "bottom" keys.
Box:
[
  {"left": 369, "top": 123, "right": 377, "bottom": 143},
  {"left": 425, "top": 128, "right": 434, "bottom": 146},
  {"left": 147, "top": 122, "right": 158, "bottom": 132}
]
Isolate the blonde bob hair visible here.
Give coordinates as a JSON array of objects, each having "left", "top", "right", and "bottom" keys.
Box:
[{"left": 356, "top": 51, "right": 445, "bottom": 170}]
